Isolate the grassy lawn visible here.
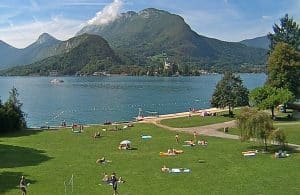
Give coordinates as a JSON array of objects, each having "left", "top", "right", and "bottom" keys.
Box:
[
  {"left": 1, "top": 124, "right": 300, "bottom": 194},
  {"left": 160, "top": 115, "right": 233, "bottom": 128},
  {"left": 274, "top": 123, "right": 300, "bottom": 145}
]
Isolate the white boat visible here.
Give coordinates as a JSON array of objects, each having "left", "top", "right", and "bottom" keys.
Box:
[{"left": 50, "top": 79, "right": 64, "bottom": 84}]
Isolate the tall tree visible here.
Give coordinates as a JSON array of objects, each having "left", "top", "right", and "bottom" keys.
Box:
[
  {"left": 237, "top": 107, "right": 274, "bottom": 151},
  {"left": 1, "top": 87, "right": 27, "bottom": 133},
  {"left": 267, "top": 42, "right": 300, "bottom": 97},
  {"left": 268, "top": 14, "right": 300, "bottom": 51},
  {"left": 250, "top": 86, "right": 294, "bottom": 118},
  {"left": 211, "top": 72, "right": 249, "bottom": 116}
]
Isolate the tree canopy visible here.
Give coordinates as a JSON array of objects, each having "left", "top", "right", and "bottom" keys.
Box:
[
  {"left": 249, "top": 85, "right": 294, "bottom": 118},
  {"left": 267, "top": 42, "right": 300, "bottom": 97},
  {"left": 211, "top": 72, "right": 249, "bottom": 116},
  {"left": 268, "top": 14, "right": 300, "bottom": 51}
]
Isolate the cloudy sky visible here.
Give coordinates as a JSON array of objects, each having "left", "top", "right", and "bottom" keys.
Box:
[{"left": 0, "top": 0, "right": 299, "bottom": 48}]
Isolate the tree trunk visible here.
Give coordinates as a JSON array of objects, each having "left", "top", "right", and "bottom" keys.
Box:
[
  {"left": 228, "top": 106, "right": 233, "bottom": 117},
  {"left": 271, "top": 107, "right": 275, "bottom": 119},
  {"left": 264, "top": 136, "right": 268, "bottom": 151}
]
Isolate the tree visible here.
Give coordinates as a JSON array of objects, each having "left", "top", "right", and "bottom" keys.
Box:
[
  {"left": 270, "top": 129, "right": 287, "bottom": 148},
  {"left": 250, "top": 85, "right": 294, "bottom": 118},
  {"left": 267, "top": 42, "right": 300, "bottom": 97},
  {"left": 268, "top": 14, "right": 300, "bottom": 51},
  {"left": 237, "top": 107, "right": 274, "bottom": 151},
  {"left": 0, "top": 87, "right": 26, "bottom": 133},
  {"left": 211, "top": 72, "right": 249, "bottom": 116}
]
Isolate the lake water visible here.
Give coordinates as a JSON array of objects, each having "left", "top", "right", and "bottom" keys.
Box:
[{"left": 0, "top": 74, "right": 266, "bottom": 127}]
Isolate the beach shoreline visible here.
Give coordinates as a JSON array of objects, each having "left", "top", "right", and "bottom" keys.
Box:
[{"left": 28, "top": 107, "right": 228, "bottom": 129}]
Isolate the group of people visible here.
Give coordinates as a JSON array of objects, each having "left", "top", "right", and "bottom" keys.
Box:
[
  {"left": 71, "top": 124, "right": 84, "bottom": 132},
  {"left": 176, "top": 131, "right": 208, "bottom": 146},
  {"left": 102, "top": 172, "right": 125, "bottom": 195}
]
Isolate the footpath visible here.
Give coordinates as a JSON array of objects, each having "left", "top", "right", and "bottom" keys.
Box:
[{"left": 141, "top": 116, "right": 300, "bottom": 151}]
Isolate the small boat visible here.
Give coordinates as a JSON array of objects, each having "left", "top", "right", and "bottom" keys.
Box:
[{"left": 50, "top": 79, "right": 64, "bottom": 84}]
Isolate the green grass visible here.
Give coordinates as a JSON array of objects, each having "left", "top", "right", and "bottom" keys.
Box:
[
  {"left": 275, "top": 123, "right": 300, "bottom": 145},
  {"left": 160, "top": 115, "right": 233, "bottom": 128},
  {"left": 1, "top": 124, "right": 300, "bottom": 194}
]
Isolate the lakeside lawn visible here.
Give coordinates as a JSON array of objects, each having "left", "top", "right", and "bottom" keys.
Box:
[
  {"left": 160, "top": 115, "right": 233, "bottom": 128},
  {"left": 1, "top": 123, "right": 300, "bottom": 194}
]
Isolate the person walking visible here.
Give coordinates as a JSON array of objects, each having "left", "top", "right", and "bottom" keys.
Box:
[
  {"left": 175, "top": 134, "right": 179, "bottom": 144},
  {"left": 193, "top": 131, "right": 197, "bottom": 142},
  {"left": 111, "top": 172, "right": 119, "bottom": 195},
  {"left": 19, "top": 176, "right": 27, "bottom": 195}
]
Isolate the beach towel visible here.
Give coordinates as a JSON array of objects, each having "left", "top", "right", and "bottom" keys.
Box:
[
  {"left": 141, "top": 135, "right": 152, "bottom": 139},
  {"left": 169, "top": 168, "right": 190, "bottom": 173}
]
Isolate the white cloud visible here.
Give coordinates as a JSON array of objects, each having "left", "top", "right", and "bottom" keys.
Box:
[
  {"left": 87, "top": 0, "right": 123, "bottom": 25},
  {"left": 262, "top": 15, "right": 272, "bottom": 20},
  {"left": 0, "top": 16, "right": 84, "bottom": 48}
]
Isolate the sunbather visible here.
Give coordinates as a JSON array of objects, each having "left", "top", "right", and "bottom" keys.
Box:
[
  {"left": 185, "top": 140, "right": 195, "bottom": 146},
  {"left": 96, "top": 157, "right": 109, "bottom": 164},
  {"left": 161, "top": 165, "right": 170, "bottom": 172},
  {"left": 198, "top": 140, "right": 208, "bottom": 146}
]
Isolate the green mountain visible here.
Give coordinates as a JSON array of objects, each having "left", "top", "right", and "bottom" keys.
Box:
[
  {"left": 77, "top": 8, "right": 267, "bottom": 71},
  {"left": 240, "top": 35, "right": 270, "bottom": 50},
  {"left": 0, "top": 34, "right": 121, "bottom": 76},
  {"left": 0, "top": 33, "right": 62, "bottom": 69},
  {"left": 0, "top": 41, "right": 21, "bottom": 69}
]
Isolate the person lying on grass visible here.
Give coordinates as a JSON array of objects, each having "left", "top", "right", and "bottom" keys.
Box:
[
  {"left": 96, "top": 157, "right": 112, "bottom": 164},
  {"left": 184, "top": 140, "right": 195, "bottom": 146}
]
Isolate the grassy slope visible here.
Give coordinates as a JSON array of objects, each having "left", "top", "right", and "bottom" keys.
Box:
[
  {"left": 160, "top": 115, "right": 233, "bottom": 128},
  {"left": 1, "top": 123, "right": 300, "bottom": 195}
]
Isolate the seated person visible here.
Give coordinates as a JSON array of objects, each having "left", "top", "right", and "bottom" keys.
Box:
[
  {"left": 161, "top": 165, "right": 170, "bottom": 172},
  {"left": 167, "top": 149, "right": 173, "bottom": 154},
  {"left": 94, "top": 131, "right": 101, "bottom": 138},
  {"left": 119, "top": 144, "right": 128, "bottom": 150},
  {"left": 198, "top": 140, "right": 208, "bottom": 145},
  {"left": 102, "top": 172, "right": 110, "bottom": 182}
]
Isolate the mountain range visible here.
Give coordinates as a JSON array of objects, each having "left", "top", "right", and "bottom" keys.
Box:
[
  {"left": 1, "top": 34, "right": 120, "bottom": 76},
  {"left": 240, "top": 35, "right": 270, "bottom": 50},
  {"left": 0, "top": 8, "right": 269, "bottom": 75}
]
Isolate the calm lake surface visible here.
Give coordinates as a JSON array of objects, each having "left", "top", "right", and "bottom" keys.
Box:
[{"left": 0, "top": 74, "right": 266, "bottom": 127}]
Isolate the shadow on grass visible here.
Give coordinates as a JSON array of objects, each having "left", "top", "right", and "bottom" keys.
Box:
[
  {"left": 247, "top": 145, "right": 300, "bottom": 154},
  {"left": 0, "top": 144, "right": 52, "bottom": 168},
  {"left": 0, "top": 129, "right": 43, "bottom": 138},
  {"left": 274, "top": 116, "right": 300, "bottom": 122},
  {"left": 0, "top": 171, "right": 37, "bottom": 194}
]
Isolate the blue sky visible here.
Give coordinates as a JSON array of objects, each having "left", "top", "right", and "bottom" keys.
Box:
[{"left": 0, "top": 0, "right": 299, "bottom": 48}]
